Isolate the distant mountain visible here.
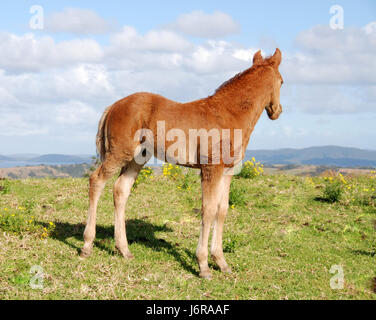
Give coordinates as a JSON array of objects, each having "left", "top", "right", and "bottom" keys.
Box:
[
  {"left": 0, "top": 163, "right": 91, "bottom": 179},
  {"left": 8, "top": 154, "right": 40, "bottom": 161},
  {"left": 246, "top": 146, "right": 376, "bottom": 167},
  {"left": 2, "top": 146, "right": 376, "bottom": 169},
  {"left": 0, "top": 155, "right": 13, "bottom": 161},
  {"left": 28, "top": 154, "right": 92, "bottom": 164}
]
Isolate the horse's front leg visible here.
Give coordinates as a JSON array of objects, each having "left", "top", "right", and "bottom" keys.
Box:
[
  {"left": 196, "top": 166, "right": 223, "bottom": 279},
  {"left": 211, "top": 174, "right": 232, "bottom": 273},
  {"left": 113, "top": 160, "right": 142, "bottom": 259}
]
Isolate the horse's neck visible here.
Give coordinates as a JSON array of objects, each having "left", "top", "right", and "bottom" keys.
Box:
[
  {"left": 210, "top": 72, "right": 272, "bottom": 156},
  {"left": 212, "top": 73, "right": 271, "bottom": 128}
]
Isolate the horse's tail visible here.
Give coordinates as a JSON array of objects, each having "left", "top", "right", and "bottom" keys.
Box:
[{"left": 96, "top": 105, "right": 112, "bottom": 162}]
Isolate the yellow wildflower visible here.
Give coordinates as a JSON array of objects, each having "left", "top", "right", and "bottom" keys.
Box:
[{"left": 338, "top": 173, "right": 347, "bottom": 184}]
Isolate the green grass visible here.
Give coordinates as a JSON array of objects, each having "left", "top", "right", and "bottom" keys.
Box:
[{"left": 0, "top": 172, "right": 375, "bottom": 300}]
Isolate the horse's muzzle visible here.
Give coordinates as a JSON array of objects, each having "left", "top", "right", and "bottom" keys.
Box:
[{"left": 266, "top": 104, "right": 282, "bottom": 120}]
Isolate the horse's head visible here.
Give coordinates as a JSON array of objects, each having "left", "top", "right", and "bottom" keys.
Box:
[{"left": 253, "top": 48, "right": 283, "bottom": 120}]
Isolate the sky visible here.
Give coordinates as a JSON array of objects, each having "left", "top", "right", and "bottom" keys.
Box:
[{"left": 0, "top": 0, "right": 375, "bottom": 155}]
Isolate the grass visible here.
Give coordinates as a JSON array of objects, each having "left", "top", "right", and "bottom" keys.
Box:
[{"left": 0, "top": 171, "right": 375, "bottom": 300}]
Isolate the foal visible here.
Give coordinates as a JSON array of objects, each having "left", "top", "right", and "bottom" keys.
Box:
[{"left": 81, "top": 49, "right": 284, "bottom": 279}]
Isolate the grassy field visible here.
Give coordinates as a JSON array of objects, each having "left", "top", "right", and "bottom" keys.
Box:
[{"left": 0, "top": 167, "right": 375, "bottom": 300}]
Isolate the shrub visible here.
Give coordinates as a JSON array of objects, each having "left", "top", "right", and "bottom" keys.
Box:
[
  {"left": 0, "top": 207, "right": 33, "bottom": 234},
  {"left": 83, "top": 156, "right": 101, "bottom": 178},
  {"left": 223, "top": 238, "right": 238, "bottom": 253},
  {"left": 23, "top": 199, "right": 36, "bottom": 213},
  {"left": 323, "top": 179, "right": 343, "bottom": 203},
  {"left": 134, "top": 166, "right": 153, "bottom": 188},
  {"left": 0, "top": 204, "right": 55, "bottom": 238},
  {"left": 177, "top": 169, "right": 197, "bottom": 191},
  {"left": 162, "top": 163, "right": 182, "bottom": 179},
  {"left": 237, "top": 157, "right": 264, "bottom": 179},
  {"left": 229, "top": 183, "right": 248, "bottom": 207},
  {"left": 0, "top": 180, "right": 10, "bottom": 195}
]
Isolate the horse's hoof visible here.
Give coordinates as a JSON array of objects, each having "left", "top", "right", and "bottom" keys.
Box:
[
  {"left": 117, "top": 247, "right": 134, "bottom": 259},
  {"left": 124, "top": 252, "right": 134, "bottom": 260},
  {"left": 80, "top": 248, "right": 92, "bottom": 258},
  {"left": 221, "top": 266, "right": 232, "bottom": 274},
  {"left": 199, "top": 271, "right": 212, "bottom": 279}
]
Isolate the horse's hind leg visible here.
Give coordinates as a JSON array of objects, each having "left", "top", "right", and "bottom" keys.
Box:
[
  {"left": 113, "top": 160, "right": 143, "bottom": 258},
  {"left": 81, "top": 157, "right": 121, "bottom": 258}
]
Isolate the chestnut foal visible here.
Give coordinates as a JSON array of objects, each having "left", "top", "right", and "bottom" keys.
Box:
[{"left": 81, "top": 49, "right": 283, "bottom": 279}]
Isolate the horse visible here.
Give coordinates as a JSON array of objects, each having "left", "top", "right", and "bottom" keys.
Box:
[{"left": 80, "top": 48, "right": 283, "bottom": 279}]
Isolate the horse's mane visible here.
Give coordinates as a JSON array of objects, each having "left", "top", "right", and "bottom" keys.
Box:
[
  {"left": 214, "top": 69, "right": 251, "bottom": 94},
  {"left": 214, "top": 55, "right": 274, "bottom": 94}
]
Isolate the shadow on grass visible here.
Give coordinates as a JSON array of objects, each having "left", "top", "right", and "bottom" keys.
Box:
[
  {"left": 351, "top": 249, "right": 376, "bottom": 257},
  {"left": 314, "top": 196, "right": 335, "bottom": 203},
  {"left": 38, "top": 219, "right": 199, "bottom": 276}
]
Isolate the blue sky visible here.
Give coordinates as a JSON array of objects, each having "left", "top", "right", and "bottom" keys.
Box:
[{"left": 0, "top": 0, "right": 375, "bottom": 154}]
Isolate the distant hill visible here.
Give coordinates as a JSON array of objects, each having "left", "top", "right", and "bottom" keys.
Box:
[
  {"left": 28, "top": 154, "right": 92, "bottom": 164},
  {"left": 246, "top": 146, "right": 376, "bottom": 167},
  {"left": 7, "top": 154, "right": 40, "bottom": 161},
  {"left": 1, "top": 146, "right": 376, "bottom": 169},
  {"left": 0, "top": 163, "right": 91, "bottom": 179},
  {"left": 0, "top": 155, "right": 13, "bottom": 161}
]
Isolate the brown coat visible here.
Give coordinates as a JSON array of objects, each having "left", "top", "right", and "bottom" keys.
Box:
[{"left": 81, "top": 49, "right": 284, "bottom": 278}]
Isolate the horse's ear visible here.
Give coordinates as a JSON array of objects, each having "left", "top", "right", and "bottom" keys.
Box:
[
  {"left": 253, "top": 50, "right": 263, "bottom": 65},
  {"left": 269, "top": 48, "right": 282, "bottom": 68}
]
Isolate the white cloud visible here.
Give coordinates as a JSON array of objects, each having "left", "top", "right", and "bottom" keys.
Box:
[
  {"left": 232, "top": 49, "right": 254, "bottom": 62},
  {"left": 2, "top": 14, "right": 376, "bottom": 150},
  {"left": 0, "top": 32, "right": 103, "bottom": 72},
  {"left": 0, "top": 27, "right": 255, "bottom": 141},
  {"left": 283, "top": 24, "right": 376, "bottom": 85},
  {"left": 363, "top": 22, "right": 376, "bottom": 35},
  {"left": 0, "top": 63, "right": 113, "bottom": 107},
  {"left": 56, "top": 101, "right": 100, "bottom": 126},
  {"left": 183, "top": 41, "right": 256, "bottom": 74},
  {"left": 167, "top": 11, "right": 240, "bottom": 38},
  {"left": 278, "top": 22, "right": 376, "bottom": 114},
  {"left": 0, "top": 113, "right": 48, "bottom": 137},
  {"left": 285, "top": 84, "right": 375, "bottom": 114},
  {"left": 45, "top": 8, "right": 116, "bottom": 34},
  {"left": 109, "top": 27, "right": 192, "bottom": 53}
]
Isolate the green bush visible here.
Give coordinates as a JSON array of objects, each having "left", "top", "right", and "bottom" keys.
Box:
[
  {"left": 223, "top": 238, "right": 238, "bottom": 253},
  {"left": 237, "top": 158, "right": 264, "bottom": 179},
  {"left": 177, "top": 169, "right": 197, "bottom": 191},
  {"left": 84, "top": 156, "right": 101, "bottom": 178},
  {"left": 229, "top": 183, "right": 248, "bottom": 207},
  {"left": 163, "top": 163, "right": 183, "bottom": 179},
  {"left": 0, "top": 180, "right": 10, "bottom": 195},
  {"left": 134, "top": 166, "right": 153, "bottom": 188},
  {"left": 323, "top": 180, "right": 343, "bottom": 203},
  {"left": 0, "top": 201, "right": 55, "bottom": 238}
]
